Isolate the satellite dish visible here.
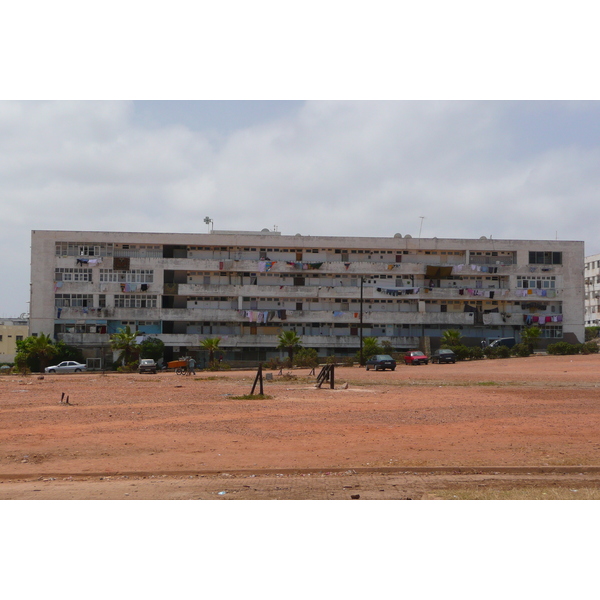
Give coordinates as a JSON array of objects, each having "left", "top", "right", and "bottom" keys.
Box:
[
  {"left": 404, "top": 234, "right": 412, "bottom": 239},
  {"left": 261, "top": 228, "right": 270, "bottom": 232},
  {"left": 394, "top": 233, "right": 402, "bottom": 238},
  {"left": 480, "top": 236, "right": 488, "bottom": 240}
]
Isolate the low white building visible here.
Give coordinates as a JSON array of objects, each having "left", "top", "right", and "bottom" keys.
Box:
[
  {"left": 29, "top": 229, "right": 585, "bottom": 366},
  {"left": 0, "top": 317, "right": 29, "bottom": 363}
]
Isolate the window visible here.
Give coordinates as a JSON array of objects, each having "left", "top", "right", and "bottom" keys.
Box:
[
  {"left": 114, "top": 295, "right": 158, "bottom": 308},
  {"left": 55, "top": 242, "right": 114, "bottom": 257},
  {"left": 55, "top": 268, "right": 93, "bottom": 282},
  {"left": 16, "top": 336, "right": 23, "bottom": 342},
  {"left": 79, "top": 245, "right": 100, "bottom": 256},
  {"left": 100, "top": 269, "right": 154, "bottom": 283},
  {"left": 55, "top": 294, "right": 94, "bottom": 307},
  {"left": 529, "top": 251, "right": 562, "bottom": 265},
  {"left": 517, "top": 276, "right": 556, "bottom": 289}
]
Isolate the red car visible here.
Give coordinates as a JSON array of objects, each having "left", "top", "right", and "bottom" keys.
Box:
[{"left": 404, "top": 351, "right": 429, "bottom": 365}]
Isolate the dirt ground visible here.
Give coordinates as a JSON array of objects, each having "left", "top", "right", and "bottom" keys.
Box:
[{"left": 2, "top": 354, "right": 600, "bottom": 499}]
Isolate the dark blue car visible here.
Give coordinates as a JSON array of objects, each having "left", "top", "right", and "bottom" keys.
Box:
[{"left": 365, "top": 354, "right": 397, "bottom": 371}]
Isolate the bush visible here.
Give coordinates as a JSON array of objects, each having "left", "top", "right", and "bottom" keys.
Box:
[
  {"left": 483, "top": 346, "right": 500, "bottom": 359},
  {"left": 585, "top": 327, "right": 600, "bottom": 341},
  {"left": 581, "top": 342, "right": 599, "bottom": 355},
  {"left": 117, "top": 362, "right": 138, "bottom": 373},
  {"left": 206, "top": 361, "right": 231, "bottom": 371},
  {"left": 342, "top": 357, "right": 355, "bottom": 367},
  {"left": 453, "top": 345, "right": 472, "bottom": 361},
  {"left": 381, "top": 341, "right": 394, "bottom": 355},
  {"left": 469, "top": 347, "right": 484, "bottom": 360},
  {"left": 325, "top": 356, "right": 338, "bottom": 365},
  {"left": 511, "top": 343, "right": 531, "bottom": 357},
  {"left": 138, "top": 337, "right": 165, "bottom": 361},
  {"left": 496, "top": 345, "right": 512, "bottom": 359},
  {"left": 547, "top": 342, "right": 582, "bottom": 355},
  {"left": 264, "top": 357, "right": 286, "bottom": 370},
  {"left": 294, "top": 348, "right": 320, "bottom": 368}
]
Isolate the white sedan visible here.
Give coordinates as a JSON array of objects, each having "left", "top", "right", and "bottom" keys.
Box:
[{"left": 45, "top": 361, "right": 87, "bottom": 373}]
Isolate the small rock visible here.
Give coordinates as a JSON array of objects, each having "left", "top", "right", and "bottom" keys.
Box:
[{"left": 351, "top": 494, "right": 360, "bottom": 500}]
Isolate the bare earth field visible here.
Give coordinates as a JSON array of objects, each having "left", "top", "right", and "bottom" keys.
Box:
[{"left": 2, "top": 354, "right": 600, "bottom": 499}]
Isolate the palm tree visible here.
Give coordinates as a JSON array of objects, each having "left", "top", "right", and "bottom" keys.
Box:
[
  {"left": 21, "top": 333, "right": 58, "bottom": 372},
  {"left": 521, "top": 326, "right": 541, "bottom": 352},
  {"left": 110, "top": 326, "right": 140, "bottom": 365},
  {"left": 441, "top": 329, "right": 462, "bottom": 347},
  {"left": 277, "top": 330, "right": 302, "bottom": 363},
  {"left": 200, "top": 337, "right": 221, "bottom": 365},
  {"left": 360, "top": 337, "right": 382, "bottom": 361}
]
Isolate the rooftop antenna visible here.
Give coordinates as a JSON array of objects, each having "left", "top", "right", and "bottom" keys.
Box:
[{"left": 204, "top": 216, "right": 213, "bottom": 233}]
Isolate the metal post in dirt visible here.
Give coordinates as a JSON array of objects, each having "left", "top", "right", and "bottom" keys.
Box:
[{"left": 251, "top": 363, "right": 263, "bottom": 396}]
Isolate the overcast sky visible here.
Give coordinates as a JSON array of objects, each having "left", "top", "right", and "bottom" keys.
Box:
[{"left": 2, "top": 99, "right": 600, "bottom": 316}]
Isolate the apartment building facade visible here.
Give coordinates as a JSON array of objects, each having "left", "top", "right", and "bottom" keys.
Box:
[
  {"left": 584, "top": 253, "right": 600, "bottom": 326},
  {"left": 29, "top": 230, "right": 585, "bottom": 366}
]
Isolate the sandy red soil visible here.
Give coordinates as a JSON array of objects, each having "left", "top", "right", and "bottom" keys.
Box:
[{"left": 2, "top": 354, "right": 600, "bottom": 498}]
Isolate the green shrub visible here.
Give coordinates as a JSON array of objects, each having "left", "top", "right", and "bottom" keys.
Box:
[
  {"left": 581, "top": 342, "right": 599, "bottom": 355},
  {"left": 294, "top": 348, "right": 320, "bottom": 368},
  {"left": 453, "top": 345, "right": 472, "bottom": 361},
  {"left": 325, "top": 356, "right": 338, "bottom": 365},
  {"left": 342, "top": 357, "right": 355, "bottom": 367},
  {"left": 511, "top": 343, "right": 531, "bottom": 357},
  {"left": 469, "top": 347, "right": 484, "bottom": 360},
  {"left": 484, "top": 346, "right": 500, "bottom": 359},
  {"left": 547, "top": 342, "right": 581, "bottom": 355},
  {"left": 496, "top": 345, "right": 511, "bottom": 359}
]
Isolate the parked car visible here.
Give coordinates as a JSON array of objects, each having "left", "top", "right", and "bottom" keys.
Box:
[
  {"left": 431, "top": 349, "right": 456, "bottom": 364},
  {"left": 404, "top": 351, "right": 429, "bottom": 365},
  {"left": 365, "top": 354, "right": 397, "bottom": 371},
  {"left": 488, "top": 337, "right": 516, "bottom": 349},
  {"left": 45, "top": 361, "right": 87, "bottom": 373},
  {"left": 138, "top": 358, "right": 157, "bottom": 374}
]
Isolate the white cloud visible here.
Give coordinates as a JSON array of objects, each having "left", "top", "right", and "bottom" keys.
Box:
[{"left": 1, "top": 100, "right": 599, "bottom": 316}]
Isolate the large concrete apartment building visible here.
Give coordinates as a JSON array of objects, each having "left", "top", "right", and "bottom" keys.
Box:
[
  {"left": 29, "top": 229, "right": 585, "bottom": 367},
  {"left": 584, "top": 253, "right": 600, "bottom": 326}
]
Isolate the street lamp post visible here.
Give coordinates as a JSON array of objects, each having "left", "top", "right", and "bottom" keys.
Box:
[{"left": 359, "top": 276, "right": 364, "bottom": 365}]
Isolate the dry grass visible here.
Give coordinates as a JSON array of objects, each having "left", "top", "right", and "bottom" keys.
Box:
[{"left": 431, "top": 487, "right": 600, "bottom": 500}]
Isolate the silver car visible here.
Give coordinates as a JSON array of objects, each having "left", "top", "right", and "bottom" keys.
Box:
[{"left": 45, "top": 361, "right": 87, "bottom": 373}]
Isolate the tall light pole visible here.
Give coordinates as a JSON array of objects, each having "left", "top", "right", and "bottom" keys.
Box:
[
  {"left": 204, "top": 217, "right": 213, "bottom": 233},
  {"left": 359, "top": 276, "right": 364, "bottom": 365}
]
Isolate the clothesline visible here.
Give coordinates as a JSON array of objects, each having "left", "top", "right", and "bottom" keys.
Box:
[{"left": 76, "top": 257, "right": 104, "bottom": 266}]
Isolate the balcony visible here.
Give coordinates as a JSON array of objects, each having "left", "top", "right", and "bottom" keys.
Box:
[
  {"left": 158, "top": 334, "right": 421, "bottom": 349},
  {"left": 56, "top": 333, "right": 110, "bottom": 346}
]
